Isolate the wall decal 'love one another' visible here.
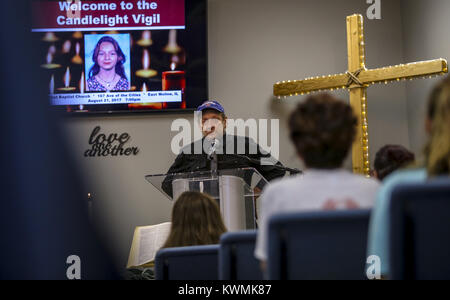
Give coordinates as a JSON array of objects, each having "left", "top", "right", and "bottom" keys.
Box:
[{"left": 85, "top": 126, "right": 140, "bottom": 158}]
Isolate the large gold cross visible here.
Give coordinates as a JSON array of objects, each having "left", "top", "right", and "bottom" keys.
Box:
[{"left": 274, "top": 14, "right": 448, "bottom": 176}]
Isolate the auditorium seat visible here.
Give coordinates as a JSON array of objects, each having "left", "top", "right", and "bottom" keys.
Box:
[
  {"left": 155, "top": 245, "right": 219, "bottom": 280},
  {"left": 219, "top": 231, "right": 264, "bottom": 280},
  {"left": 267, "top": 210, "right": 371, "bottom": 280},
  {"left": 390, "top": 179, "right": 450, "bottom": 280}
]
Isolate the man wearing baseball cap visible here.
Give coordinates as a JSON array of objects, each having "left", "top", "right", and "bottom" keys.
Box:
[
  {"left": 196, "top": 101, "right": 228, "bottom": 140},
  {"left": 164, "top": 100, "right": 287, "bottom": 194}
]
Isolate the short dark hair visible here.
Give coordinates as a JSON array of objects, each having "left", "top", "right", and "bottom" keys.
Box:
[
  {"left": 289, "top": 93, "right": 357, "bottom": 169},
  {"left": 374, "top": 145, "right": 415, "bottom": 181}
]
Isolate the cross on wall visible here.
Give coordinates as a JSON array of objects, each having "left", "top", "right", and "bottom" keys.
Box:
[{"left": 274, "top": 14, "right": 448, "bottom": 176}]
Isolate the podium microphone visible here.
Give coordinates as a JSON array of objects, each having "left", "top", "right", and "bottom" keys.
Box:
[
  {"left": 207, "top": 139, "right": 220, "bottom": 174},
  {"left": 207, "top": 138, "right": 220, "bottom": 160}
]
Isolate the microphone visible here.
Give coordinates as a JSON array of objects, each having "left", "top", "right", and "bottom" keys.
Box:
[{"left": 207, "top": 139, "right": 220, "bottom": 175}]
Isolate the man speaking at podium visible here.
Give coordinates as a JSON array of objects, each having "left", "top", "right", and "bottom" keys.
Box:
[{"left": 164, "top": 101, "right": 288, "bottom": 197}]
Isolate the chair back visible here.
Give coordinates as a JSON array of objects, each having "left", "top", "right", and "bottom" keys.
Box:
[
  {"left": 268, "top": 210, "right": 371, "bottom": 280},
  {"left": 219, "top": 231, "right": 264, "bottom": 280},
  {"left": 390, "top": 179, "right": 450, "bottom": 280},
  {"left": 155, "top": 245, "right": 219, "bottom": 280}
]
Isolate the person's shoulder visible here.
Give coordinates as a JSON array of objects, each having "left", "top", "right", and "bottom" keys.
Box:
[
  {"left": 228, "top": 135, "right": 254, "bottom": 144},
  {"left": 382, "top": 168, "right": 427, "bottom": 192},
  {"left": 263, "top": 174, "right": 303, "bottom": 195},
  {"left": 345, "top": 172, "right": 381, "bottom": 188},
  {"left": 242, "top": 135, "right": 261, "bottom": 148},
  {"left": 234, "top": 135, "right": 271, "bottom": 155},
  {"left": 179, "top": 144, "right": 193, "bottom": 155},
  {"left": 373, "top": 168, "right": 427, "bottom": 207},
  {"left": 385, "top": 168, "right": 427, "bottom": 183},
  {"left": 260, "top": 175, "right": 303, "bottom": 211},
  {"left": 179, "top": 139, "right": 203, "bottom": 155},
  {"left": 227, "top": 135, "right": 249, "bottom": 143}
]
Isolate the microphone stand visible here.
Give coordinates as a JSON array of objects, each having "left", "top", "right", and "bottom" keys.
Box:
[
  {"left": 207, "top": 139, "right": 219, "bottom": 178},
  {"left": 210, "top": 152, "right": 218, "bottom": 177}
]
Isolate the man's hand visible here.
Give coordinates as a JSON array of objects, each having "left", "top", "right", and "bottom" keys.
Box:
[{"left": 253, "top": 187, "right": 262, "bottom": 196}]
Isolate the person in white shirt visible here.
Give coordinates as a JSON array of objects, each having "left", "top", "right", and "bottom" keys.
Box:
[{"left": 254, "top": 93, "right": 380, "bottom": 266}]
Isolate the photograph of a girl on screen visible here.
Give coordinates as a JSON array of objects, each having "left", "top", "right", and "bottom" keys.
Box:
[{"left": 87, "top": 36, "right": 130, "bottom": 92}]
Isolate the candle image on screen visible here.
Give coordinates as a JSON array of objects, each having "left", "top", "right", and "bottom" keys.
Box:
[
  {"left": 128, "top": 82, "right": 164, "bottom": 110},
  {"left": 78, "top": 72, "right": 86, "bottom": 111},
  {"left": 72, "top": 42, "right": 83, "bottom": 65},
  {"left": 80, "top": 72, "right": 85, "bottom": 93},
  {"left": 73, "top": 31, "right": 83, "bottom": 40},
  {"left": 137, "top": 31, "right": 153, "bottom": 47},
  {"left": 58, "top": 67, "right": 76, "bottom": 92},
  {"left": 164, "top": 29, "right": 182, "bottom": 54},
  {"left": 136, "top": 50, "right": 157, "bottom": 78},
  {"left": 41, "top": 50, "right": 61, "bottom": 69},
  {"left": 162, "top": 63, "right": 186, "bottom": 91},
  {"left": 42, "top": 32, "right": 58, "bottom": 43},
  {"left": 62, "top": 40, "right": 72, "bottom": 54},
  {"left": 49, "top": 75, "right": 55, "bottom": 94}
]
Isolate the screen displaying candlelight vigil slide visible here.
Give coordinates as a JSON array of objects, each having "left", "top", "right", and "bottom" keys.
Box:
[{"left": 31, "top": 0, "right": 208, "bottom": 114}]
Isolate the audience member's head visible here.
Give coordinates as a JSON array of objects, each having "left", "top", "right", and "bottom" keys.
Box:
[
  {"left": 289, "top": 93, "right": 357, "bottom": 170},
  {"left": 374, "top": 145, "right": 415, "bottom": 181},
  {"left": 425, "top": 76, "right": 450, "bottom": 176},
  {"left": 162, "top": 192, "right": 227, "bottom": 249}
]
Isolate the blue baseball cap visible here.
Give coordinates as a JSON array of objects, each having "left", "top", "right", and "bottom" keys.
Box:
[{"left": 197, "top": 101, "right": 225, "bottom": 114}]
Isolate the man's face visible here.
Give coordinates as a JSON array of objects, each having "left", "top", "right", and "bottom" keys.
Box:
[{"left": 201, "top": 110, "right": 227, "bottom": 139}]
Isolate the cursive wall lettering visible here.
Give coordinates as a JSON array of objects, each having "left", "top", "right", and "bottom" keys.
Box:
[{"left": 84, "top": 126, "right": 140, "bottom": 158}]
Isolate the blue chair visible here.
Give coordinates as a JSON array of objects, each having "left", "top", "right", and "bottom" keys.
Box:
[
  {"left": 219, "top": 231, "right": 264, "bottom": 280},
  {"left": 155, "top": 245, "right": 219, "bottom": 280},
  {"left": 390, "top": 179, "right": 450, "bottom": 280},
  {"left": 268, "top": 210, "right": 371, "bottom": 280}
]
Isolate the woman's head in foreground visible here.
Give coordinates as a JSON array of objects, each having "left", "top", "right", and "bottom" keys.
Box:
[{"left": 162, "top": 192, "right": 227, "bottom": 249}]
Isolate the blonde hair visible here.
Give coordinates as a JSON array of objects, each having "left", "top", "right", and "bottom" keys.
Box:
[
  {"left": 162, "top": 192, "right": 227, "bottom": 249},
  {"left": 425, "top": 76, "right": 450, "bottom": 176}
]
